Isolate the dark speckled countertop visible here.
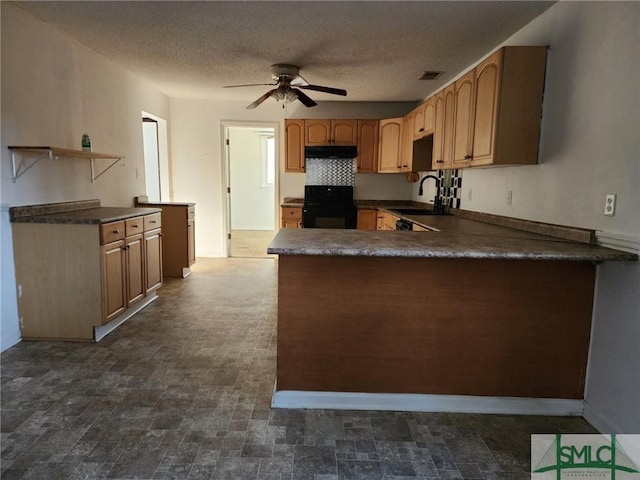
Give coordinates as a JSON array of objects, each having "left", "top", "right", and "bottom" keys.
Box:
[
  {"left": 10, "top": 200, "right": 161, "bottom": 225},
  {"left": 268, "top": 215, "right": 637, "bottom": 262}
]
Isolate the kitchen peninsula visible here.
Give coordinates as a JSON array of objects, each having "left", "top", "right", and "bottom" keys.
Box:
[{"left": 268, "top": 214, "right": 637, "bottom": 414}]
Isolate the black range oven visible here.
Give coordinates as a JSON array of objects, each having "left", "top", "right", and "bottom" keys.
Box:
[{"left": 302, "top": 185, "right": 357, "bottom": 229}]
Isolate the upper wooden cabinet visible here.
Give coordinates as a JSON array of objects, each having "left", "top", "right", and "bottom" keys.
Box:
[
  {"left": 432, "top": 85, "right": 455, "bottom": 169},
  {"left": 412, "top": 99, "right": 435, "bottom": 140},
  {"left": 356, "top": 120, "right": 379, "bottom": 173},
  {"left": 412, "top": 103, "right": 426, "bottom": 139},
  {"left": 423, "top": 98, "right": 436, "bottom": 136},
  {"left": 452, "top": 69, "right": 476, "bottom": 168},
  {"left": 377, "top": 118, "right": 403, "bottom": 172},
  {"left": 400, "top": 114, "right": 413, "bottom": 172},
  {"left": 305, "top": 119, "right": 357, "bottom": 146},
  {"left": 285, "top": 119, "right": 305, "bottom": 172},
  {"left": 469, "top": 46, "right": 547, "bottom": 167}
]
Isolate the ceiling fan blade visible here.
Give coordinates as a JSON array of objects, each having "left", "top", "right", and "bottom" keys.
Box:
[
  {"left": 290, "top": 74, "right": 309, "bottom": 87},
  {"left": 291, "top": 88, "right": 317, "bottom": 108},
  {"left": 299, "top": 84, "right": 347, "bottom": 96},
  {"left": 224, "top": 83, "right": 277, "bottom": 88},
  {"left": 246, "top": 89, "right": 278, "bottom": 109}
]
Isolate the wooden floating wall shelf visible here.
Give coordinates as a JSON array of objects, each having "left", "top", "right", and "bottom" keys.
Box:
[{"left": 8, "top": 146, "right": 126, "bottom": 183}]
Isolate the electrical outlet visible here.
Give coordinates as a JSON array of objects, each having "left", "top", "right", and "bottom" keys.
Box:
[
  {"left": 17, "top": 285, "right": 22, "bottom": 298},
  {"left": 506, "top": 190, "right": 513, "bottom": 206},
  {"left": 604, "top": 194, "right": 616, "bottom": 216}
]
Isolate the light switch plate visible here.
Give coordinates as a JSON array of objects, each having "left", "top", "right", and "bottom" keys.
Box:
[{"left": 604, "top": 194, "right": 616, "bottom": 216}]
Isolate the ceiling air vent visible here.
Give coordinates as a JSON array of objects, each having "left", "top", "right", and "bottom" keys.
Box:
[{"left": 419, "top": 71, "right": 444, "bottom": 80}]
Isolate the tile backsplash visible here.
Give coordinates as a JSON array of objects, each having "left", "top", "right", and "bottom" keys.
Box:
[
  {"left": 437, "top": 169, "right": 462, "bottom": 209},
  {"left": 305, "top": 158, "right": 356, "bottom": 186}
]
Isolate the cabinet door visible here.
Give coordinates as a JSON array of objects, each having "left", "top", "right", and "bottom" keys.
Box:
[
  {"left": 423, "top": 97, "right": 436, "bottom": 136},
  {"left": 356, "top": 120, "right": 379, "bottom": 173},
  {"left": 285, "top": 119, "right": 305, "bottom": 172},
  {"left": 452, "top": 69, "right": 476, "bottom": 168},
  {"left": 357, "top": 209, "right": 378, "bottom": 230},
  {"left": 400, "top": 114, "right": 413, "bottom": 171},
  {"left": 125, "top": 233, "right": 145, "bottom": 307},
  {"left": 305, "top": 119, "right": 332, "bottom": 145},
  {"left": 187, "top": 219, "right": 195, "bottom": 266},
  {"left": 378, "top": 118, "right": 403, "bottom": 172},
  {"left": 441, "top": 84, "right": 456, "bottom": 169},
  {"left": 144, "top": 229, "right": 163, "bottom": 295},
  {"left": 412, "top": 104, "right": 426, "bottom": 139},
  {"left": 282, "top": 218, "right": 302, "bottom": 229},
  {"left": 432, "top": 91, "right": 445, "bottom": 169},
  {"left": 332, "top": 120, "right": 358, "bottom": 145},
  {"left": 281, "top": 207, "right": 302, "bottom": 229},
  {"left": 102, "top": 240, "right": 126, "bottom": 324},
  {"left": 471, "top": 49, "right": 502, "bottom": 166}
]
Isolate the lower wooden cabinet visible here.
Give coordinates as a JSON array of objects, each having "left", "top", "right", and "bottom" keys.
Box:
[
  {"left": 282, "top": 206, "right": 302, "bottom": 228},
  {"left": 357, "top": 209, "right": 378, "bottom": 230},
  {"left": 144, "top": 228, "right": 163, "bottom": 294},
  {"left": 377, "top": 211, "right": 400, "bottom": 230},
  {"left": 138, "top": 203, "right": 194, "bottom": 278},
  {"left": 102, "top": 238, "right": 127, "bottom": 323},
  {"left": 12, "top": 212, "right": 162, "bottom": 341}
]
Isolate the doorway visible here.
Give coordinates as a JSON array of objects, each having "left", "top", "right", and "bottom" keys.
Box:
[
  {"left": 141, "top": 112, "right": 170, "bottom": 202},
  {"left": 223, "top": 123, "right": 278, "bottom": 258}
]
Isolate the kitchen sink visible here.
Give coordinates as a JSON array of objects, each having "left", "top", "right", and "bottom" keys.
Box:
[{"left": 390, "top": 208, "right": 452, "bottom": 216}]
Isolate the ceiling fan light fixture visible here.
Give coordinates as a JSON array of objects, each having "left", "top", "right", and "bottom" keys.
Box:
[
  {"left": 419, "top": 71, "right": 444, "bottom": 80},
  {"left": 232, "top": 64, "right": 346, "bottom": 109}
]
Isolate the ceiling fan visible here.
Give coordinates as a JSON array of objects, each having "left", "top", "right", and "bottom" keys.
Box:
[{"left": 224, "top": 64, "right": 347, "bottom": 109}]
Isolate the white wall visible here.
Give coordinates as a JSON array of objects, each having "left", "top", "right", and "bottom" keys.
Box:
[
  {"left": 228, "top": 128, "right": 275, "bottom": 230},
  {"left": 586, "top": 261, "right": 639, "bottom": 433},
  {"left": 0, "top": 3, "right": 170, "bottom": 351},
  {"left": 413, "top": 1, "right": 640, "bottom": 432},
  {"left": 169, "top": 99, "right": 414, "bottom": 257}
]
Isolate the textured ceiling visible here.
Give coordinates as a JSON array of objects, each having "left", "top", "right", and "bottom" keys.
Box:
[{"left": 14, "top": 1, "right": 555, "bottom": 105}]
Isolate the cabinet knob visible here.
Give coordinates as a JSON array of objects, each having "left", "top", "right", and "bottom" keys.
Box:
[
  {"left": 133, "top": 224, "right": 139, "bottom": 228},
  {"left": 419, "top": 128, "right": 424, "bottom": 132},
  {"left": 113, "top": 229, "right": 119, "bottom": 234},
  {"left": 464, "top": 154, "right": 472, "bottom": 160},
  {"left": 150, "top": 220, "right": 156, "bottom": 224},
  {"left": 436, "top": 160, "right": 444, "bottom": 164}
]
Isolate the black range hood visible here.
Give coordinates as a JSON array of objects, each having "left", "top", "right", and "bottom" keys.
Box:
[{"left": 304, "top": 146, "right": 357, "bottom": 159}]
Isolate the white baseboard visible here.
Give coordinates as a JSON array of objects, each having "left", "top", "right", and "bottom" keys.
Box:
[
  {"left": 272, "top": 390, "right": 584, "bottom": 416},
  {"left": 94, "top": 293, "right": 157, "bottom": 341}
]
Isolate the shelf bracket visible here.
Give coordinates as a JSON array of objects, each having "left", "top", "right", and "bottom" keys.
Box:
[
  {"left": 11, "top": 149, "right": 53, "bottom": 182},
  {"left": 90, "top": 157, "right": 125, "bottom": 183}
]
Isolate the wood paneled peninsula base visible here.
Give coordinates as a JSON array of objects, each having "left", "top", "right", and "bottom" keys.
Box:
[{"left": 267, "top": 224, "right": 636, "bottom": 414}]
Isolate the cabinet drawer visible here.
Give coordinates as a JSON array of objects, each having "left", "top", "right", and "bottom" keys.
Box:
[
  {"left": 101, "top": 221, "right": 125, "bottom": 244},
  {"left": 144, "top": 213, "right": 162, "bottom": 231},
  {"left": 282, "top": 207, "right": 302, "bottom": 219},
  {"left": 125, "top": 216, "right": 144, "bottom": 237}
]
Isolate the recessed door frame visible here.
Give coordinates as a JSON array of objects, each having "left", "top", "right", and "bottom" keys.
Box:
[{"left": 220, "top": 120, "right": 280, "bottom": 257}]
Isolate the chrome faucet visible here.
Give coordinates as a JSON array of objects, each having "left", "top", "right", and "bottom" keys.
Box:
[{"left": 418, "top": 174, "right": 444, "bottom": 213}]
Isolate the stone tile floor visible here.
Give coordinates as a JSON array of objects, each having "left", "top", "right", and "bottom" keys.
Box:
[{"left": 1, "top": 258, "right": 596, "bottom": 479}]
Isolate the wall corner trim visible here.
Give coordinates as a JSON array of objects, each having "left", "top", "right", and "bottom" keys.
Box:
[
  {"left": 595, "top": 231, "right": 640, "bottom": 255},
  {"left": 583, "top": 401, "right": 626, "bottom": 433}
]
